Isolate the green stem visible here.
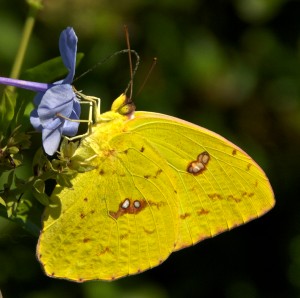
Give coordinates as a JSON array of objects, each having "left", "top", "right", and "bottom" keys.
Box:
[{"left": 9, "top": 1, "right": 42, "bottom": 86}]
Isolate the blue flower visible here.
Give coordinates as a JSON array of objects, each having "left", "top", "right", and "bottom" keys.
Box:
[
  {"left": 0, "top": 27, "right": 80, "bottom": 156},
  {"left": 30, "top": 27, "right": 80, "bottom": 155}
]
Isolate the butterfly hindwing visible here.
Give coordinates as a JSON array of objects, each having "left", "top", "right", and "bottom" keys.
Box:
[{"left": 37, "top": 125, "right": 179, "bottom": 281}]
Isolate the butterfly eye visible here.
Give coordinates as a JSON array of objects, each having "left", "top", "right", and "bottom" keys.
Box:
[
  {"left": 119, "top": 99, "right": 136, "bottom": 116},
  {"left": 111, "top": 94, "right": 136, "bottom": 117}
]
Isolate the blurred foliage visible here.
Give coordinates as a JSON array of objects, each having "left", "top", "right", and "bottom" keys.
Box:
[{"left": 0, "top": 0, "right": 300, "bottom": 297}]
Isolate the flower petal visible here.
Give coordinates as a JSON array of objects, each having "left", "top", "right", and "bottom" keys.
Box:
[
  {"left": 37, "top": 84, "right": 76, "bottom": 125},
  {"left": 33, "top": 92, "right": 44, "bottom": 106},
  {"left": 42, "top": 116, "right": 64, "bottom": 131},
  {"left": 62, "top": 98, "right": 81, "bottom": 135},
  {"left": 72, "top": 98, "right": 81, "bottom": 119},
  {"left": 42, "top": 123, "right": 64, "bottom": 155},
  {"left": 62, "top": 120, "right": 79, "bottom": 136},
  {"left": 29, "top": 109, "right": 43, "bottom": 132},
  {"left": 59, "top": 27, "right": 77, "bottom": 84}
]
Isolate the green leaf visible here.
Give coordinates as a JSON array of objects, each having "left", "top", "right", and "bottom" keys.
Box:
[
  {"left": 32, "top": 147, "right": 53, "bottom": 176},
  {"left": 8, "top": 126, "right": 31, "bottom": 149},
  {"left": 56, "top": 172, "right": 76, "bottom": 188},
  {"left": 0, "top": 201, "right": 7, "bottom": 219},
  {"left": 0, "top": 88, "right": 17, "bottom": 135},
  {"left": 0, "top": 193, "right": 41, "bottom": 236},
  {"left": 14, "top": 174, "right": 26, "bottom": 188},
  {"left": 13, "top": 194, "right": 42, "bottom": 237},
  {"left": 21, "top": 53, "right": 84, "bottom": 82},
  {"left": 11, "top": 92, "right": 34, "bottom": 131},
  {"left": 0, "top": 196, "right": 5, "bottom": 207},
  {"left": 32, "top": 179, "right": 49, "bottom": 206},
  {"left": 0, "top": 170, "right": 15, "bottom": 190}
]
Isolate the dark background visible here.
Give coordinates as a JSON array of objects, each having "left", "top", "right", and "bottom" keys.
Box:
[{"left": 0, "top": 0, "right": 299, "bottom": 297}]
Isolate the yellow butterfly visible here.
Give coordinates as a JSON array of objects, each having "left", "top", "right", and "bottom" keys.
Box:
[{"left": 37, "top": 93, "right": 275, "bottom": 282}]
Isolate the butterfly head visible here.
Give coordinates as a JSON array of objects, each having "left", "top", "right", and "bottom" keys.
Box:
[{"left": 111, "top": 93, "right": 136, "bottom": 119}]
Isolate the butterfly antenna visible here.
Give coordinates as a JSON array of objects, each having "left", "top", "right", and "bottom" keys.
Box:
[
  {"left": 136, "top": 57, "right": 157, "bottom": 96},
  {"left": 124, "top": 49, "right": 140, "bottom": 95},
  {"left": 74, "top": 50, "right": 140, "bottom": 84},
  {"left": 124, "top": 25, "right": 133, "bottom": 98},
  {"left": 73, "top": 52, "right": 120, "bottom": 83}
]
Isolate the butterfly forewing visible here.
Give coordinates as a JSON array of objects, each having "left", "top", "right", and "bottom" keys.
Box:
[{"left": 127, "top": 112, "right": 275, "bottom": 250}]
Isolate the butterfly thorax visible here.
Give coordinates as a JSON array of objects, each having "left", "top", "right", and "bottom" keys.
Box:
[{"left": 75, "top": 94, "right": 134, "bottom": 167}]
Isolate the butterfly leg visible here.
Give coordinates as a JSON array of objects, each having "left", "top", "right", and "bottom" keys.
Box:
[
  {"left": 57, "top": 91, "right": 101, "bottom": 141},
  {"left": 74, "top": 89, "right": 101, "bottom": 121}
]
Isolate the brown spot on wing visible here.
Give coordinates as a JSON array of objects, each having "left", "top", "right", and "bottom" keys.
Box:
[
  {"left": 209, "top": 193, "right": 243, "bottom": 203},
  {"left": 97, "top": 247, "right": 111, "bottom": 256},
  {"left": 208, "top": 193, "right": 223, "bottom": 200},
  {"left": 109, "top": 198, "right": 147, "bottom": 219},
  {"left": 154, "top": 169, "right": 163, "bottom": 178},
  {"left": 120, "top": 234, "right": 129, "bottom": 240},
  {"left": 197, "top": 208, "right": 210, "bottom": 215},
  {"left": 109, "top": 149, "right": 116, "bottom": 156},
  {"left": 180, "top": 213, "right": 191, "bottom": 219},
  {"left": 232, "top": 149, "right": 237, "bottom": 156},
  {"left": 148, "top": 200, "right": 166, "bottom": 210},
  {"left": 187, "top": 151, "right": 210, "bottom": 175},
  {"left": 144, "top": 168, "right": 163, "bottom": 179},
  {"left": 242, "top": 192, "right": 254, "bottom": 198},
  {"left": 227, "top": 195, "right": 241, "bottom": 203}
]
